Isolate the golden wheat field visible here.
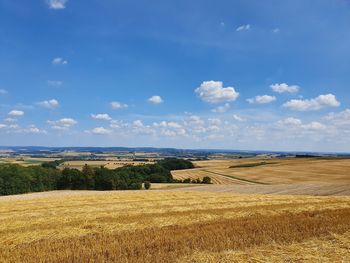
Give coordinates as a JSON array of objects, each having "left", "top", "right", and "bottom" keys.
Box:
[
  {"left": 1, "top": 190, "right": 350, "bottom": 262},
  {"left": 172, "top": 158, "right": 350, "bottom": 185}
]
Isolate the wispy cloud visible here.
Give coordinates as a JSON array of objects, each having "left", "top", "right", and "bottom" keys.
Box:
[
  {"left": 48, "top": 118, "right": 77, "bottom": 130},
  {"left": 52, "top": 57, "right": 68, "bottom": 65},
  {"left": 91, "top": 127, "right": 111, "bottom": 135},
  {"left": 271, "top": 83, "right": 299, "bottom": 93},
  {"left": 111, "top": 101, "right": 128, "bottom": 110},
  {"left": 47, "top": 0, "right": 68, "bottom": 10},
  {"left": 212, "top": 103, "right": 230, "bottom": 113},
  {"left": 37, "top": 99, "right": 59, "bottom": 109},
  {"left": 236, "top": 24, "right": 251, "bottom": 31},
  {"left": 0, "top": 89, "right": 8, "bottom": 95},
  {"left": 247, "top": 95, "right": 276, "bottom": 104},
  {"left": 47, "top": 80, "right": 63, "bottom": 88}
]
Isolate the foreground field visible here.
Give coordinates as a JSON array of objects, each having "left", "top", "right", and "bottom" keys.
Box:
[
  {"left": 0, "top": 190, "right": 350, "bottom": 262},
  {"left": 172, "top": 158, "right": 350, "bottom": 185}
]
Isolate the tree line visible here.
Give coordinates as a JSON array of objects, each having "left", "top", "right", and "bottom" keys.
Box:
[{"left": 0, "top": 158, "right": 195, "bottom": 196}]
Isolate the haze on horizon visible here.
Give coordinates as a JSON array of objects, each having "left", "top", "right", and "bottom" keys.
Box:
[{"left": 0, "top": 0, "right": 350, "bottom": 152}]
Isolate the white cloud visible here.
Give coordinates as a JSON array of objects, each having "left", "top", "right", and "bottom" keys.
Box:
[
  {"left": 325, "top": 109, "right": 350, "bottom": 126},
  {"left": 133, "top": 120, "right": 144, "bottom": 128},
  {"left": 0, "top": 89, "right": 8, "bottom": 95},
  {"left": 188, "top": 115, "right": 204, "bottom": 126},
  {"left": 195, "top": 81, "right": 239, "bottom": 104},
  {"left": 148, "top": 95, "right": 163, "bottom": 104},
  {"left": 8, "top": 110, "right": 24, "bottom": 117},
  {"left": 273, "top": 28, "right": 280, "bottom": 33},
  {"left": 270, "top": 83, "right": 299, "bottom": 93},
  {"left": 0, "top": 124, "right": 7, "bottom": 129},
  {"left": 233, "top": 114, "right": 244, "bottom": 122},
  {"left": 303, "top": 122, "right": 326, "bottom": 131},
  {"left": 111, "top": 101, "right": 128, "bottom": 110},
  {"left": 283, "top": 94, "right": 340, "bottom": 111},
  {"left": 280, "top": 117, "right": 302, "bottom": 126},
  {"left": 247, "top": 95, "right": 276, "bottom": 104},
  {"left": 4, "top": 118, "right": 17, "bottom": 123},
  {"left": 47, "top": 0, "right": 67, "bottom": 9},
  {"left": 48, "top": 118, "right": 77, "bottom": 130},
  {"left": 48, "top": 80, "right": 63, "bottom": 87},
  {"left": 236, "top": 24, "right": 251, "bottom": 31},
  {"left": 37, "top": 99, "right": 59, "bottom": 109},
  {"left": 277, "top": 118, "right": 326, "bottom": 131},
  {"left": 91, "top": 127, "right": 111, "bottom": 135},
  {"left": 24, "top": 125, "right": 47, "bottom": 134},
  {"left": 52, "top": 57, "right": 68, "bottom": 65},
  {"left": 91, "top": 113, "right": 112, "bottom": 121},
  {"left": 208, "top": 118, "right": 222, "bottom": 126},
  {"left": 212, "top": 103, "right": 230, "bottom": 113}
]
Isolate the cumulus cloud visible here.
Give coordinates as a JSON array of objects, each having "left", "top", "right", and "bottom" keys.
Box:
[
  {"left": 111, "top": 101, "right": 128, "bottom": 110},
  {"left": 283, "top": 94, "right": 340, "bottom": 111},
  {"left": 236, "top": 24, "right": 251, "bottom": 31},
  {"left": 8, "top": 110, "right": 24, "bottom": 117},
  {"left": 47, "top": 0, "right": 67, "bottom": 9},
  {"left": 280, "top": 117, "right": 302, "bottom": 126},
  {"left": 195, "top": 81, "right": 239, "bottom": 104},
  {"left": 270, "top": 83, "right": 299, "bottom": 93},
  {"left": 91, "top": 127, "right": 111, "bottom": 135},
  {"left": 23, "top": 125, "right": 47, "bottom": 134},
  {"left": 91, "top": 113, "right": 112, "bottom": 121},
  {"left": 247, "top": 95, "right": 276, "bottom": 104},
  {"left": 48, "top": 118, "right": 77, "bottom": 130},
  {"left": 37, "top": 99, "right": 59, "bottom": 109},
  {"left": 52, "top": 57, "right": 68, "bottom": 65},
  {"left": 148, "top": 95, "right": 163, "bottom": 104},
  {"left": 212, "top": 103, "right": 230, "bottom": 113},
  {"left": 303, "top": 122, "right": 326, "bottom": 131},
  {"left": 0, "top": 89, "right": 8, "bottom": 95},
  {"left": 325, "top": 109, "right": 350, "bottom": 126},
  {"left": 48, "top": 80, "right": 63, "bottom": 87},
  {"left": 277, "top": 118, "right": 326, "bottom": 131}
]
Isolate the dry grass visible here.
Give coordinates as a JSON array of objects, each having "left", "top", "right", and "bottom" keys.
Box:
[
  {"left": 180, "top": 231, "right": 350, "bottom": 262},
  {"left": 173, "top": 158, "right": 350, "bottom": 185},
  {"left": 0, "top": 191, "right": 350, "bottom": 262}
]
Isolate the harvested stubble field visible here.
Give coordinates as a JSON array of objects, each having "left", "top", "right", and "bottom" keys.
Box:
[
  {"left": 172, "top": 158, "right": 350, "bottom": 185},
  {"left": 0, "top": 190, "right": 350, "bottom": 262}
]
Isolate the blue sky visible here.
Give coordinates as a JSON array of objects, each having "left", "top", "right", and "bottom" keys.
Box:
[{"left": 0, "top": 0, "right": 350, "bottom": 151}]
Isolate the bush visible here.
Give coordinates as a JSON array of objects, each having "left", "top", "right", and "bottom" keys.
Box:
[
  {"left": 158, "top": 158, "right": 194, "bottom": 171},
  {"left": 202, "top": 176, "right": 212, "bottom": 184},
  {"left": 144, "top": 181, "right": 151, "bottom": 190}
]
